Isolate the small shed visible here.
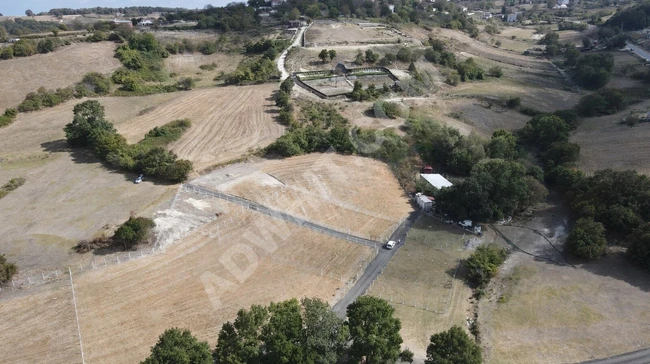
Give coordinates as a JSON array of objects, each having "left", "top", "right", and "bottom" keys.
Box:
[
  {"left": 420, "top": 173, "right": 453, "bottom": 190},
  {"left": 416, "top": 194, "right": 433, "bottom": 211}
]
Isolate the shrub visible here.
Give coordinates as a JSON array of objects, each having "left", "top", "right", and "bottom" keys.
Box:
[
  {"left": 576, "top": 88, "right": 626, "bottom": 116},
  {"left": 0, "top": 108, "right": 18, "bottom": 127},
  {"left": 566, "top": 217, "right": 607, "bottom": 259},
  {"left": 37, "top": 38, "right": 57, "bottom": 53},
  {"left": 77, "top": 72, "right": 111, "bottom": 96},
  {"left": 505, "top": 96, "right": 521, "bottom": 109},
  {"left": 425, "top": 326, "right": 482, "bottom": 364},
  {"left": 489, "top": 66, "right": 503, "bottom": 78},
  {"left": 113, "top": 216, "right": 155, "bottom": 250},
  {"left": 573, "top": 54, "right": 614, "bottom": 89},
  {"left": 176, "top": 77, "right": 196, "bottom": 90},
  {"left": 466, "top": 244, "right": 508, "bottom": 287},
  {"left": 199, "top": 62, "right": 217, "bottom": 71},
  {"left": 0, "top": 254, "right": 18, "bottom": 283}
]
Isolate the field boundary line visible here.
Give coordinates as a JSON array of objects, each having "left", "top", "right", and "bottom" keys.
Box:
[{"left": 68, "top": 267, "right": 85, "bottom": 364}]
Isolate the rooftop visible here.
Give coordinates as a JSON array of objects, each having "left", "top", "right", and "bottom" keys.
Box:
[{"left": 420, "top": 173, "right": 453, "bottom": 189}]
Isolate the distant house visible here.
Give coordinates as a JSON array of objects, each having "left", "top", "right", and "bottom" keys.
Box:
[
  {"left": 271, "top": 0, "right": 285, "bottom": 7},
  {"left": 111, "top": 19, "right": 133, "bottom": 28},
  {"left": 138, "top": 19, "right": 153, "bottom": 26},
  {"left": 420, "top": 173, "right": 453, "bottom": 190},
  {"left": 388, "top": 5, "right": 395, "bottom": 12},
  {"left": 288, "top": 20, "right": 306, "bottom": 27},
  {"left": 460, "top": 6, "right": 468, "bottom": 12},
  {"left": 8, "top": 38, "right": 20, "bottom": 43},
  {"left": 506, "top": 12, "right": 522, "bottom": 22},
  {"left": 482, "top": 12, "right": 493, "bottom": 19},
  {"left": 558, "top": 0, "right": 570, "bottom": 5}
]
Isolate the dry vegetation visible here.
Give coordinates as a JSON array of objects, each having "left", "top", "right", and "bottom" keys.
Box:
[
  {"left": 367, "top": 217, "right": 476, "bottom": 361},
  {"left": 194, "top": 153, "right": 413, "bottom": 240},
  {"left": 0, "top": 199, "right": 374, "bottom": 364},
  {"left": 164, "top": 52, "right": 243, "bottom": 87},
  {"left": 480, "top": 256, "right": 650, "bottom": 363},
  {"left": 572, "top": 99, "right": 650, "bottom": 175},
  {"left": 116, "top": 85, "right": 285, "bottom": 171},
  {"left": 305, "top": 22, "right": 412, "bottom": 47},
  {"left": 0, "top": 42, "right": 121, "bottom": 110}
]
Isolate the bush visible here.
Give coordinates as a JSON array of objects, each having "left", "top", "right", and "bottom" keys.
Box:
[
  {"left": 0, "top": 108, "right": 18, "bottom": 127},
  {"left": 0, "top": 254, "right": 18, "bottom": 283},
  {"left": 576, "top": 88, "right": 626, "bottom": 116},
  {"left": 199, "top": 62, "right": 217, "bottom": 71},
  {"left": 113, "top": 216, "right": 155, "bottom": 250},
  {"left": 519, "top": 115, "right": 570, "bottom": 149},
  {"left": 77, "top": 72, "right": 111, "bottom": 96},
  {"left": 425, "top": 326, "right": 482, "bottom": 364},
  {"left": 489, "top": 66, "right": 503, "bottom": 78},
  {"left": 37, "top": 38, "right": 57, "bottom": 53},
  {"left": 505, "top": 96, "right": 521, "bottom": 109},
  {"left": 566, "top": 217, "right": 607, "bottom": 259},
  {"left": 627, "top": 223, "right": 650, "bottom": 270},
  {"left": 573, "top": 54, "right": 614, "bottom": 90},
  {"left": 176, "top": 77, "right": 196, "bottom": 90},
  {"left": 466, "top": 244, "right": 508, "bottom": 287}
]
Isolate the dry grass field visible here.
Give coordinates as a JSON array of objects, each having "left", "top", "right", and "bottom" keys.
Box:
[
  {"left": 305, "top": 22, "right": 410, "bottom": 46},
  {"left": 164, "top": 52, "right": 244, "bottom": 87},
  {"left": 194, "top": 153, "right": 413, "bottom": 240},
  {"left": 480, "top": 256, "right": 650, "bottom": 363},
  {"left": 0, "top": 42, "right": 121, "bottom": 110},
  {"left": 0, "top": 280, "right": 81, "bottom": 364},
  {"left": 116, "top": 85, "right": 284, "bottom": 171},
  {"left": 0, "top": 200, "right": 374, "bottom": 364},
  {"left": 367, "top": 217, "right": 476, "bottom": 361},
  {"left": 572, "top": 99, "right": 650, "bottom": 176}
]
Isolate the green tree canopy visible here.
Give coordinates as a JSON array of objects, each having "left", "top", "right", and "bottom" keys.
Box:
[
  {"left": 425, "top": 326, "right": 482, "bottom": 364},
  {"left": 141, "top": 328, "right": 212, "bottom": 364},
  {"left": 466, "top": 244, "right": 508, "bottom": 287},
  {"left": 347, "top": 296, "right": 403, "bottom": 364},
  {"left": 566, "top": 217, "right": 607, "bottom": 259},
  {"left": 519, "top": 115, "right": 570, "bottom": 149}
]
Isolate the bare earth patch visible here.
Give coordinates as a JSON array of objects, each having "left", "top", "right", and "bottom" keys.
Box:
[
  {"left": 164, "top": 52, "right": 243, "bottom": 88},
  {"left": 0, "top": 42, "right": 121, "bottom": 110}
]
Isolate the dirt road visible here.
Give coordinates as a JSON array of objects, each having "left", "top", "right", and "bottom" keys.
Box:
[
  {"left": 278, "top": 25, "right": 307, "bottom": 80},
  {"left": 580, "top": 348, "right": 650, "bottom": 364}
]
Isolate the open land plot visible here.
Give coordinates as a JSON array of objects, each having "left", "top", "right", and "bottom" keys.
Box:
[
  {"left": 0, "top": 95, "right": 185, "bottom": 271},
  {"left": 116, "top": 85, "right": 285, "bottom": 171},
  {"left": 164, "top": 52, "right": 244, "bottom": 87},
  {"left": 194, "top": 153, "right": 413, "bottom": 240},
  {"left": 305, "top": 22, "right": 411, "bottom": 47},
  {"left": 0, "top": 280, "right": 81, "bottom": 364},
  {"left": 480, "top": 256, "right": 650, "bottom": 363},
  {"left": 286, "top": 45, "right": 405, "bottom": 73},
  {"left": 572, "top": 99, "right": 650, "bottom": 175},
  {"left": 337, "top": 100, "right": 408, "bottom": 131},
  {"left": 367, "top": 217, "right": 478, "bottom": 361},
  {"left": 0, "top": 199, "right": 375, "bottom": 364},
  {"left": 0, "top": 42, "right": 121, "bottom": 110}
]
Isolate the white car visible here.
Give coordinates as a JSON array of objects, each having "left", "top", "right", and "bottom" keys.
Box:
[
  {"left": 135, "top": 174, "right": 143, "bottom": 184},
  {"left": 385, "top": 240, "right": 396, "bottom": 249}
]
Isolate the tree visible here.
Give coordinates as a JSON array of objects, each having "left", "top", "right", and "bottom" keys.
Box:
[
  {"left": 539, "top": 31, "right": 559, "bottom": 45},
  {"left": 319, "top": 49, "right": 329, "bottom": 63},
  {"left": 627, "top": 223, "right": 650, "bottom": 270},
  {"left": 396, "top": 47, "right": 413, "bottom": 62},
  {"left": 582, "top": 37, "right": 592, "bottom": 49},
  {"left": 566, "top": 217, "right": 607, "bottom": 259},
  {"left": 354, "top": 50, "right": 364, "bottom": 65},
  {"left": 519, "top": 115, "right": 570, "bottom": 149},
  {"left": 365, "top": 49, "right": 379, "bottom": 64},
  {"left": 25, "top": 9, "right": 35, "bottom": 17},
  {"left": 487, "top": 129, "right": 517, "bottom": 159},
  {"left": 113, "top": 216, "right": 155, "bottom": 250},
  {"left": 214, "top": 305, "right": 267, "bottom": 364},
  {"left": 425, "top": 326, "right": 482, "bottom": 364},
  {"left": 261, "top": 299, "right": 304, "bottom": 363},
  {"left": 573, "top": 54, "right": 614, "bottom": 89},
  {"left": 328, "top": 49, "right": 337, "bottom": 61},
  {"left": 347, "top": 296, "right": 403, "bottom": 364},
  {"left": 466, "top": 244, "right": 508, "bottom": 287},
  {"left": 300, "top": 298, "right": 348, "bottom": 364},
  {"left": 141, "top": 328, "right": 212, "bottom": 364},
  {"left": 64, "top": 100, "right": 116, "bottom": 147}
]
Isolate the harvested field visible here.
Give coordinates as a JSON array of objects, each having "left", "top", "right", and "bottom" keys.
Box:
[
  {"left": 0, "top": 42, "right": 121, "bottom": 110},
  {"left": 0, "top": 198, "right": 374, "bottom": 364},
  {"left": 164, "top": 52, "right": 243, "bottom": 87},
  {"left": 0, "top": 281, "right": 81, "bottom": 364},
  {"left": 194, "top": 154, "right": 413, "bottom": 240},
  {"left": 116, "top": 85, "right": 285, "bottom": 171},
  {"left": 572, "top": 99, "right": 650, "bottom": 175},
  {"left": 305, "top": 22, "right": 410, "bottom": 47},
  {"left": 367, "top": 217, "right": 477, "bottom": 361},
  {"left": 480, "top": 256, "right": 650, "bottom": 363},
  {"left": 338, "top": 101, "right": 408, "bottom": 131}
]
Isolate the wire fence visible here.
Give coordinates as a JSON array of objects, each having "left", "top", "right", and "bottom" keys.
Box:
[
  {"left": 184, "top": 183, "right": 382, "bottom": 249},
  {"left": 0, "top": 246, "right": 161, "bottom": 292}
]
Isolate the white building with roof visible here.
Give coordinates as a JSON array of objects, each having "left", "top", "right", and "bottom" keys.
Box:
[{"left": 420, "top": 173, "right": 453, "bottom": 190}]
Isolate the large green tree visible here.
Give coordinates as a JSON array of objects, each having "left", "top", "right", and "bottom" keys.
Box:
[
  {"left": 64, "top": 100, "right": 115, "bottom": 147},
  {"left": 425, "top": 326, "right": 482, "bottom": 364},
  {"left": 214, "top": 305, "right": 268, "bottom": 364},
  {"left": 628, "top": 223, "right": 650, "bottom": 270},
  {"left": 466, "top": 244, "right": 508, "bottom": 287},
  {"left": 347, "top": 296, "right": 403, "bottom": 364},
  {"left": 519, "top": 115, "right": 570, "bottom": 149},
  {"left": 141, "top": 328, "right": 212, "bottom": 364}
]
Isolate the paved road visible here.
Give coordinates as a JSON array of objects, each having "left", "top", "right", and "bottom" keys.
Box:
[
  {"left": 579, "top": 347, "right": 650, "bottom": 364},
  {"left": 624, "top": 43, "right": 650, "bottom": 62},
  {"left": 183, "top": 183, "right": 378, "bottom": 248},
  {"left": 332, "top": 210, "right": 420, "bottom": 318}
]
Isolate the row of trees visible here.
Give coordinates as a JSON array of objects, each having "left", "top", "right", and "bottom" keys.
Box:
[
  {"left": 141, "top": 296, "right": 482, "bottom": 364},
  {"left": 64, "top": 101, "right": 193, "bottom": 182},
  {"left": 0, "top": 38, "right": 72, "bottom": 60}
]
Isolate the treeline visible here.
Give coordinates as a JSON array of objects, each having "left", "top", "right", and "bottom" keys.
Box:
[
  {"left": 141, "top": 296, "right": 482, "bottom": 364},
  {"left": 64, "top": 100, "right": 193, "bottom": 183},
  {"left": 48, "top": 6, "right": 183, "bottom": 16},
  {"left": 605, "top": 0, "right": 650, "bottom": 30},
  {"left": 162, "top": 3, "right": 260, "bottom": 32},
  {"left": 0, "top": 37, "right": 72, "bottom": 60},
  {"left": 0, "top": 18, "right": 63, "bottom": 36}
]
